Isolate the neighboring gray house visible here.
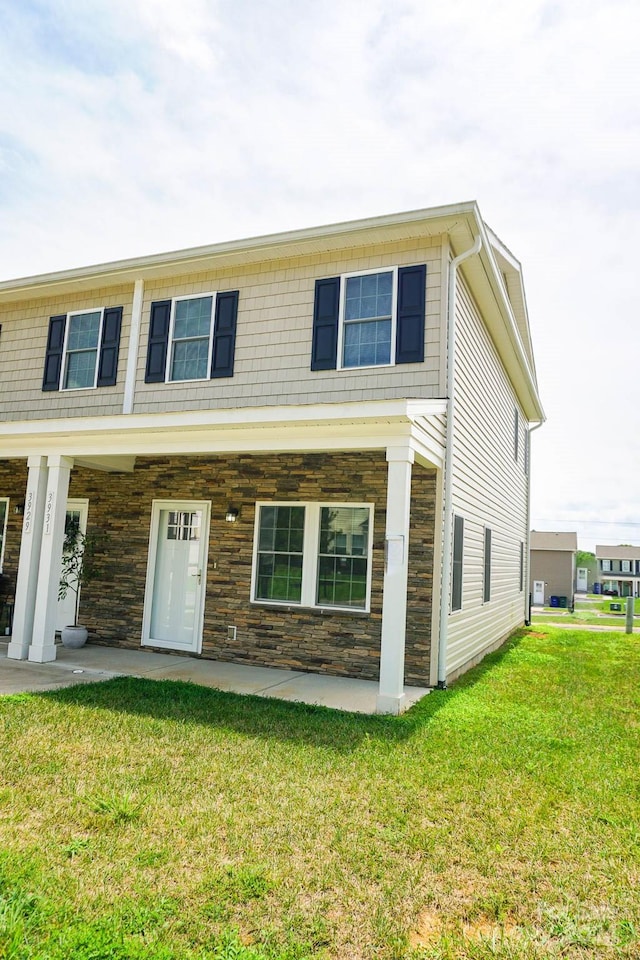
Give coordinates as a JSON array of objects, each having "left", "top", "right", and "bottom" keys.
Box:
[
  {"left": 596, "top": 545, "right": 640, "bottom": 597},
  {"left": 530, "top": 531, "right": 577, "bottom": 607},
  {"left": 0, "top": 202, "right": 544, "bottom": 713}
]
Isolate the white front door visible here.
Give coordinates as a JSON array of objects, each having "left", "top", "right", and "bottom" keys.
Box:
[
  {"left": 56, "top": 499, "right": 89, "bottom": 631},
  {"left": 533, "top": 580, "right": 545, "bottom": 605},
  {"left": 142, "top": 501, "right": 210, "bottom": 653},
  {"left": 576, "top": 567, "right": 588, "bottom": 592}
]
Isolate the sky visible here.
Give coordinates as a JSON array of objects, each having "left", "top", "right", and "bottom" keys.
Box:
[{"left": 1, "top": 0, "right": 639, "bottom": 552}]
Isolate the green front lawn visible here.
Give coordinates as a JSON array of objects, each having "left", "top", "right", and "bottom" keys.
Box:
[
  {"left": 531, "top": 609, "right": 632, "bottom": 627},
  {"left": 1, "top": 627, "right": 639, "bottom": 959}
]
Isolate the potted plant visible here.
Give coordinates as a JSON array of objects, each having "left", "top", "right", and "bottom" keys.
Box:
[{"left": 58, "top": 517, "right": 107, "bottom": 648}]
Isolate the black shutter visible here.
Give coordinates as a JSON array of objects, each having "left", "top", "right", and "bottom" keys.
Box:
[
  {"left": 145, "top": 300, "right": 171, "bottom": 383},
  {"left": 311, "top": 277, "right": 340, "bottom": 371},
  {"left": 97, "top": 306, "right": 123, "bottom": 387},
  {"left": 210, "top": 290, "right": 239, "bottom": 378},
  {"left": 42, "top": 314, "right": 67, "bottom": 391},
  {"left": 395, "top": 264, "right": 426, "bottom": 364}
]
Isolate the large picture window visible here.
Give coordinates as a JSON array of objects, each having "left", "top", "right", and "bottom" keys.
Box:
[{"left": 252, "top": 502, "right": 373, "bottom": 611}]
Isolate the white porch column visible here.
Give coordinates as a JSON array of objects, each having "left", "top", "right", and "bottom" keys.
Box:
[
  {"left": 377, "top": 445, "right": 414, "bottom": 715},
  {"left": 28, "top": 455, "right": 73, "bottom": 663},
  {"left": 7, "top": 457, "right": 48, "bottom": 660}
]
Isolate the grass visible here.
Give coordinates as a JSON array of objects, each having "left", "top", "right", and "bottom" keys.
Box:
[
  {"left": 597, "top": 597, "right": 640, "bottom": 614},
  {"left": 1, "top": 626, "right": 639, "bottom": 959},
  {"left": 531, "top": 610, "right": 629, "bottom": 627},
  {"left": 531, "top": 597, "right": 640, "bottom": 627}
]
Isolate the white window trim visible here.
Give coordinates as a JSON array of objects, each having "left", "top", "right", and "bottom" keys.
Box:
[
  {"left": 622, "top": 559, "right": 631, "bottom": 573},
  {"left": 61, "top": 308, "right": 105, "bottom": 391},
  {"left": 0, "top": 497, "right": 8, "bottom": 572},
  {"left": 336, "top": 266, "right": 398, "bottom": 372},
  {"left": 166, "top": 291, "right": 217, "bottom": 384},
  {"left": 250, "top": 500, "right": 374, "bottom": 613},
  {"left": 602, "top": 559, "right": 612, "bottom": 572}
]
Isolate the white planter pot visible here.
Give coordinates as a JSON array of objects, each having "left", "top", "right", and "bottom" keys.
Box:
[{"left": 61, "top": 625, "right": 88, "bottom": 649}]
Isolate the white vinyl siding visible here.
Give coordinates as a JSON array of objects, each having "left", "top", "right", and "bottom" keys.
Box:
[
  {"left": 134, "top": 238, "right": 443, "bottom": 416},
  {"left": 0, "top": 287, "right": 130, "bottom": 422},
  {"left": 0, "top": 237, "right": 443, "bottom": 423},
  {"left": 445, "top": 273, "right": 529, "bottom": 678}
]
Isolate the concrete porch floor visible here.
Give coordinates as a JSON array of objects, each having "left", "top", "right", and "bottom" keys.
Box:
[{"left": 0, "top": 640, "right": 430, "bottom": 714}]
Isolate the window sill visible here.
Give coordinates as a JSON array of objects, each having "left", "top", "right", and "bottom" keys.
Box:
[{"left": 251, "top": 600, "right": 370, "bottom": 618}]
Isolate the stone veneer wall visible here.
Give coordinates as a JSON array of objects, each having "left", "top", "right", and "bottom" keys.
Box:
[
  {"left": 0, "top": 454, "right": 436, "bottom": 684},
  {"left": 0, "top": 462, "right": 28, "bottom": 631}
]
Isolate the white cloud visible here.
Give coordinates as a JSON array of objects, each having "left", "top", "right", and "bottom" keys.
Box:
[{"left": 0, "top": 0, "right": 639, "bottom": 547}]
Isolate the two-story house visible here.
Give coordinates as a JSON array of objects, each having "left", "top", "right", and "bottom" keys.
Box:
[
  {"left": 0, "top": 202, "right": 543, "bottom": 713},
  {"left": 596, "top": 545, "right": 640, "bottom": 597}
]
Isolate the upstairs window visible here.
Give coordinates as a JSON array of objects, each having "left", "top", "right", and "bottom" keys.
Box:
[
  {"left": 145, "top": 290, "right": 239, "bottom": 384},
  {"left": 170, "top": 295, "right": 214, "bottom": 381},
  {"left": 601, "top": 559, "right": 612, "bottom": 572},
  {"left": 311, "top": 264, "right": 426, "bottom": 372},
  {"left": 43, "top": 307, "right": 122, "bottom": 392},
  {"left": 64, "top": 310, "right": 102, "bottom": 388},
  {"left": 342, "top": 270, "right": 394, "bottom": 368},
  {"left": 621, "top": 559, "right": 631, "bottom": 573}
]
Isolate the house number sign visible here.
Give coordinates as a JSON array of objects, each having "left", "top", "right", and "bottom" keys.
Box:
[
  {"left": 23, "top": 490, "right": 34, "bottom": 535},
  {"left": 44, "top": 491, "right": 55, "bottom": 536}
]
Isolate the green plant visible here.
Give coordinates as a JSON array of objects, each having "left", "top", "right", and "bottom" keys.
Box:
[
  {"left": 85, "top": 790, "right": 143, "bottom": 824},
  {"left": 58, "top": 517, "right": 108, "bottom": 627}
]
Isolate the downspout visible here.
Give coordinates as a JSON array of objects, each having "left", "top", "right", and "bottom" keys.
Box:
[
  {"left": 524, "top": 419, "right": 544, "bottom": 624},
  {"left": 436, "top": 234, "right": 483, "bottom": 689}
]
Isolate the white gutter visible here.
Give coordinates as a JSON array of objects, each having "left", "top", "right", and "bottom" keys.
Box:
[{"left": 437, "top": 234, "right": 483, "bottom": 688}]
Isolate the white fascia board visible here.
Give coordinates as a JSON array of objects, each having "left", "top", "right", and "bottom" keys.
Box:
[
  {"left": 0, "top": 398, "right": 447, "bottom": 439},
  {"left": 461, "top": 225, "right": 545, "bottom": 423},
  {"left": 0, "top": 399, "right": 448, "bottom": 461}
]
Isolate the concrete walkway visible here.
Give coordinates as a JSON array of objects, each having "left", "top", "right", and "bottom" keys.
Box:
[{"left": 0, "top": 640, "right": 430, "bottom": 715}]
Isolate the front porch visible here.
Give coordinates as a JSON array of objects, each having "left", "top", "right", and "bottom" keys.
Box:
[{"left": 0, "top": 639, "right": 430, "bottom": 714}]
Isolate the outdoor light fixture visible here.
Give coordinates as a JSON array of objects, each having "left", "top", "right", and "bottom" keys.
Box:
[
  {"left": 14, "top": 502, "right": 24, "bottom": 516},
  {"left": 225, "top": 506, "right": 239, "bottom": 523}
]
